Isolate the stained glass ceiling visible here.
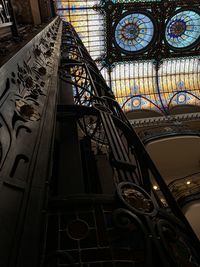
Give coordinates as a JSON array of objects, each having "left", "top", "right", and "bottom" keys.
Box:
[{"left": 55, "top": 0, "right": 200, "bottom": 116}]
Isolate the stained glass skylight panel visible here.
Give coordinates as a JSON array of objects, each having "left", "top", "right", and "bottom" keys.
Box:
[
  {"left": 165, "top": 10, "right": 200, "bottom": 49},
  {"left": 112, "top": 57, "right": 200, "bottom": 113},
  {"left": 158, "top": 58, "right": 200, "bottom": 108},
  {"left": 111, "top": 62, "right": 162, "bottom": 113},
  {"left": 112, "top": 0, "right": 159, "bottom": 2},
  {"left": 56, "top": 0, "right": 105, "bottom": 60},
  {"left": 55, "top": 0, "right": 200, "bottom": 116},
  {"left": 114, "top": 12, "right": 155, "bottom": 53},
  {"left": 56, "top": 0, "right": 100, "bottom": 8}
]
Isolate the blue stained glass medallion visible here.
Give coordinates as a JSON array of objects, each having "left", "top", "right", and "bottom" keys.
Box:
[
  {"left": 114, "top": 12, "right": 155, "bottom": 53},
  {"left": 165, "top": 10, "right": 200, "bottom": 49},
  {"left": 177, "top": 93, "right": 186, "bottom": 104}
]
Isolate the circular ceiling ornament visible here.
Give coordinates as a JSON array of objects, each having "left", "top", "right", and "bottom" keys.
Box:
[
  {"left": 132, "top": 98, "right": 141, "bottom": 108},
  {"left": 114, "top": 12, "right": 155, "bottom": 53},
  {"left": 165, "top": 10, "right": 200, "bottom": 49},
  {"left": 177, "top": 93, "right": 186, "bottom": 104}
]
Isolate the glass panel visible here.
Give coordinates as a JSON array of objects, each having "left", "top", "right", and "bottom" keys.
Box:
[
  {"left": 159, "top": 58, "right": 200, "bottom": 108},
  {"left": 110, "top": 57, "right": 200, "bottom": 113},
  {"left": 114, "top": 13, "right": 155, "bottom": 52},
  {"left": 110, "top": 62, "right": 162, "bottom": 113},
  {"left": 55, "top": 0, "right": 200, "bottom": 115},
  {"left": 56, "top": 0, "right": 100, "bottom": 8},
  {"left": 112, "top": 0, "right": 160, "bottom": 3},
  {"left": 165, "top": 10, "right": 200, "bottom": 49},
  {"left": 56, "top": 0, "right": 105, "bottom": 60}
]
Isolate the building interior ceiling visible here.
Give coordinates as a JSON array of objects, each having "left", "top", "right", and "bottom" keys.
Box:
[
  {"left": 55, "top": 0, "right": 200, "bottom": 117},
  {"left": 146, "top": 135, "right": 200, "bottom": 182},
  {"left": 54, "top": 0, "right": 200, "bottom": 199}
]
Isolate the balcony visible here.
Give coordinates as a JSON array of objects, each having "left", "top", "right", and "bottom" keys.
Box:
[
  {"left": 168, "top": 174, "right": 200, "bottom": 206},
  {"left": 168, "top": 174, "right": 200, "bottom": 239},
  {"left": 138, "top": 124, "right": 200, "bottom": 145}
]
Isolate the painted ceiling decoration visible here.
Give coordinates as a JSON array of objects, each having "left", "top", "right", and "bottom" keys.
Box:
[{"left": 55, "top": 0, "right": 200, "bottom": 116}]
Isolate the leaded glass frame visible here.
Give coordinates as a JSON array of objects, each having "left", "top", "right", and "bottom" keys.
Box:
[
  {"left": 165, "top": 8, "right": 200, "bottom": 51},
  {"left": 114, "top": 11, "right": 156, "bottom": 54}
]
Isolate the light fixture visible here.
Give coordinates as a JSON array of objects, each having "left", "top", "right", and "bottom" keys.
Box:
[
  {"left": 186, "top": 181, "right": 191, "bottom": 185},
  {"left": 153, "top": 185, "right": 158, "bottom": 190}
]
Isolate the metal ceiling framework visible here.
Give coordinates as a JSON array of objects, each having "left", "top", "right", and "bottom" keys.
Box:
[{"left": 55, "top": 0, "right": 200, "bottom": 116}]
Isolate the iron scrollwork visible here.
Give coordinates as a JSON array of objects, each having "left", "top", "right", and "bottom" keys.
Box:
[
  {"left": 156, "top": 219, "right": 200, "bottom": 266},
  {"left": 113, "top": 208, "right": 152, "bottom": 267},
  {"left": 59, "top": 20, "right": 200, "bottom": 266},
  {"left": 117, "top": 182, "right": 157, "bottom": 215}
]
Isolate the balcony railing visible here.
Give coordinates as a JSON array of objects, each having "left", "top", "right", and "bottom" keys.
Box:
[
  {"left": 0, "top": 0, "right": 12, "bottom": 28},
  {"left": 138, "top": 124, "right": 200, "bottom": 144},
  {"left": 168, "top": 173, "right": 200, "bottom": 206}
]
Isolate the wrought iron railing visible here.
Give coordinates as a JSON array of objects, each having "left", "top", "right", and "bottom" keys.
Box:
[
  {"left": 0, "top": 0, "right": 12, "bottom": 27},
  {"left": 52, "top": 20, "right": 200, "bottom": 267},
  {"left": 138, "top": 124, "right": 200, "bottom": 144},
  {"left": 168, "top": 173, "right": 200, "bottom": 205}
]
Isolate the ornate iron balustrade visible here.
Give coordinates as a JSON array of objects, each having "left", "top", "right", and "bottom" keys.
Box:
[
  {"left": 129, "top": 112, "right": 200, "bottom": 127},
  {"left": 168, "top": 173, "right": 200, "bottom": 205},
  {"left": 47, "top": 20, "right": 200, "bottom": 267},
  {"left": 0, "top": 0, "right": 12, "bottom": 27},
  {"left": 138, "top": 125, "right": 200, "bottom": 144}
]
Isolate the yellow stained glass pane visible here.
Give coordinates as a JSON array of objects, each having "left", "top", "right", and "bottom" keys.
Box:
[{"left": 56, "top": 0, "right": 105, "bottom": 59}]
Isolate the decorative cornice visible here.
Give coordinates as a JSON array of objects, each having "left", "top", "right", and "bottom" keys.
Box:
[{"left": 129, "top": 112, "right": 200, "bottom": 127}]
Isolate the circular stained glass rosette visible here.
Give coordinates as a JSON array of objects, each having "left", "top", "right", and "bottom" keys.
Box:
[
  {"left": 177, "top": 93, "right": 186, "bottom": 104},
  {"left": 165, "top": 10, "right": 200, "bottom": 49},
  {"left": 114, "top": 13, "right": 155, "bottom": 53},
  {"left": 132, "top": 98, "right": 141, "bottom": 108}
]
